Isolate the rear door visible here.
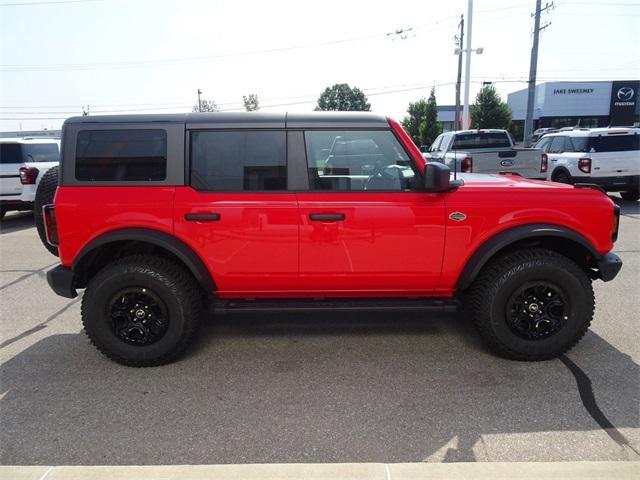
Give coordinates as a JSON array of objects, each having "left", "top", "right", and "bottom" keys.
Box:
[
  {"left": 174, "top": 128, "right": 299, "bottom": 295},
  {"left": 296, "top": 128, "right": 446, "bottom": 295},
  {"left": 0, "top": 143, "right": 24, "bottom": 200},
  {"left": 587, "top": 132, "right": 640, "bottom": 178}
]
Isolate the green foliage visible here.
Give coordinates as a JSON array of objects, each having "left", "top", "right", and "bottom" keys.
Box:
[
  {"left": 243, "top": 93, "right": 260, "bottom": 112},
  {"left": 471, "top": 85, "right": 512, "bottom": 130},
  {"left": 193, "top": 98, "right": 219, "bottom": 112},
  {"left": 402, "top": 87, "right": 441, "bottom": 146},
  {"left": 315, "top": 83, "right": 371, "bottom": 111}
]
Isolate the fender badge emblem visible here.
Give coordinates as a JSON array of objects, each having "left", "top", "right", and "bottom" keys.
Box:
[{"left": 449, "top": 212, "right": 467, "bottom": 222}]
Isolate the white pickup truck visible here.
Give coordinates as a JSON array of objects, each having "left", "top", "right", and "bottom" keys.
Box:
[{"left": 423, "top": 129, "right": 547, "bottom": 179}]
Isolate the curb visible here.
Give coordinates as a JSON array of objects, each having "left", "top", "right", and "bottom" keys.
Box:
[{"left": 0, "top": 461, "right": 637, "bottom": 480}]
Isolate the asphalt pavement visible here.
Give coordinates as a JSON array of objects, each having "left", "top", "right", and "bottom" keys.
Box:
[{"left": 0, "top": 197, "right": 638, "bottom": 465}]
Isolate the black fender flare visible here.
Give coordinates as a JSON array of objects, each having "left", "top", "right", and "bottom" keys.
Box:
[
  {"left": 551, "top": 166, "right": 572, "bottom": 182},
  {"left": 73, "top": 228, "right": 216, "bottom": 292},
  {"left": 455, "top": 223, "right": 600, "bottom": 291}
]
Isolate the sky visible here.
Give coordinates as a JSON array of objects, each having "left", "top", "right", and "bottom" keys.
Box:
[{"left": 0, "top": 0, "right": 639, "bottom": 132}]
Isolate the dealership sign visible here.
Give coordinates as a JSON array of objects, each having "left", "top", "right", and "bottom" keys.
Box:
[{"left": 610, "top": 80, "right": 639, "bottom": 126}]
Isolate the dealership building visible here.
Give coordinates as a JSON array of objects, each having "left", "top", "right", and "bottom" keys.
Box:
[{"left": 507, "top": 80, "right": 640, "bottom": 130}]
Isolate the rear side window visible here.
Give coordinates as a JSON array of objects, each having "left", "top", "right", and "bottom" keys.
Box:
[
  {"left": 452, "top": 132, "right": 511, "bottom": 149},
  {"left": 0, "top": 143, "right": 59, "bottom": 164},
  {"left": 75, "top": 130, "right": 167, "bottom": 181},
  {"left": 190, "top": 130, "right": 286, "bottom": 191},
  {"left": 587, "top": 134, "right": 640, "bottom": 152}
]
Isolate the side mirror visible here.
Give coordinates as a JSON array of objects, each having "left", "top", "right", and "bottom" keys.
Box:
[{"left": 424, "top": 162, "right": 460, "bottom": 192}]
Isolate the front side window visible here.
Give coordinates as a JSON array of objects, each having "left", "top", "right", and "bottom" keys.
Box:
[
  {"left": 305, "top": 130, "right": 418, "bottom": 191},
  {"left": 535, "top": 137, "right": 552, "bottom": 152},
  {"left": 76, "top": 129, "right": 166, "bottom": 181},
  {"left": 190, "top": 130, "right": 286, "bottom": 191},
  {"left": 548, "top": 136, "right": 566, "bottom": 154}
]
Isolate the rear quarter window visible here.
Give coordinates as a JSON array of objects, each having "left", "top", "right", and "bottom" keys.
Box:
[
  {"left": 587, "top": 134, "right": 640, "bottom": 152},
  {"left": 75, "top": 129, "right": 167, "bottom": 181},
  {"left": 0, "top": 144, "right": 22, "bottom": 164}
]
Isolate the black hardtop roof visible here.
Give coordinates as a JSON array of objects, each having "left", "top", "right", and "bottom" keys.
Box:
[{"left": 64, "top": 111, "right": 390, "bottom": 129}]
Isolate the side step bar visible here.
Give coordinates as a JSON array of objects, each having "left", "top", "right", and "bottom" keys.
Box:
[{"left": 210, "top": 298, "right": 459, "bottom": 314}]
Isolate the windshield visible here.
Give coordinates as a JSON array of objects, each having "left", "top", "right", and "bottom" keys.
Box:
[{"left": 452, "top": 132, "right": 511, "bottom": 150}]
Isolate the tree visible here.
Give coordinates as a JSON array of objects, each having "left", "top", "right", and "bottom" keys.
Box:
[
  {"left": 402, "top": 88, "right": 441, "bottom": 147},
  {"left": 243, "top": 93, "right": 260, "bottom": 112},
  {"left": 470, "top": 85, "right": 512, "bottom": 130},
  {"left": 192, "top": 98, "right": 219, "bottom": 112},
  {"left": 421, "top": 88, "right": 441, "bottom": 147},
  {"left": 315, "top": 83, "right": 370, "bottom": 111},
  {"left": 402, "top": 98, "right": 428, "bottom": 146}
]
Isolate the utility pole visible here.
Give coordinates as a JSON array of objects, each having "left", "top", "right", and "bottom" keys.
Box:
[
  {"left": 524, "top": 1, "right": 553, "bottom": 146},
  {"left": 454, "top": 15, "right": 464, "bottom": 130},
  {"left": 197, "top": 89, "right": 203, "bottom": 112},
  {"left": 462, "top": 0, "right": 473, "bottom": 130}
]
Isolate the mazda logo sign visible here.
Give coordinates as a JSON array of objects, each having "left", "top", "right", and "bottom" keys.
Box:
[{"left": 616, "top": 87, "right": 635, "bottom": 101}]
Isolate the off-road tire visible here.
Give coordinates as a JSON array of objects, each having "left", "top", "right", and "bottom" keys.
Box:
[
  {"left": 620, "top": 189, "right": 639, "bottom": 201},
  {"left": 81, "top": 255, "right": 203, "bottom": 367},
  {"left": 470, "top": 248, "right": 594, "bottom": 361},
  {"left": 34, "top": 166, "right": 59, "bottom": 256},
  {"left": 552, "top": 171, "right": 571, "bottom": 184}
]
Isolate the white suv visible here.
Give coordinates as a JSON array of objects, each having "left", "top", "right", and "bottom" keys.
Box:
[
  {"left": 0, "top": 137, "right": 60, "bottom": 220},
  {"left": 535, "top": 127, "right": 640, "bottom": 201}
]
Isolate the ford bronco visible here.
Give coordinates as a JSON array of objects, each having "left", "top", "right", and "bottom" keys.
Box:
[{"left": 42, "top": 112, "right": 622, "bottom": 366}]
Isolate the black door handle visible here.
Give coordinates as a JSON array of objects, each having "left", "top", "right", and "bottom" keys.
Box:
[
  {"left": 185, "top": 213, "right": 220, "bottom": 222},
  {"left": 309, "top": 213, "right": 345, "bottom": 222}
]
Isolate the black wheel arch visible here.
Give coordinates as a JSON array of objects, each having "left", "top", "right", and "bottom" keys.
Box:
[
  {"left": 551, "top": 167, "right": 572, "bottom": 182},
  {"left": 456, "top": 223, "right": 601, "bottom": 291},
  {"left": 72, "top": 228, "right": 216, "bottom": 292}
]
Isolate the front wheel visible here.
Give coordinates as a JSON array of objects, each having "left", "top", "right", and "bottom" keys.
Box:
[
  {"left": 82, "top": 255, "right": 203, "bottom": 367},
  {"left": 552, "top": 171, "right": 571, "bottom": 184},
  {"left": 469, "top": 248, "right": 594, "bottom": 361}
]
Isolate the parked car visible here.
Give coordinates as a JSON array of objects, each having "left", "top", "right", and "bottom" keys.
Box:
[
  {"left": 423, "top": 129, "right": 547, "bottom": 179},
  {"left": 531, "top": 127, "right": 557, "bottom": 143},
  {"left": 534, "top": 127, "right": 640, "bottom": 200},
  {"left": 0, "top": 137, "right": 60, "bottom": 220},
  {"left": 43, "top": 112, "right": 621, "bottom": 366}
]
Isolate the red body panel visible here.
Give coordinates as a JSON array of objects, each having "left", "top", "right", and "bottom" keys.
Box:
[
  {"left": 297, "top": 192, "right": 447, "bottom": 296},
  {"left": 55, "top": 186, "right": 176, "bottom": 267},
  {"left": 173, "top": 187, "right": 298, "bottom": 295}
]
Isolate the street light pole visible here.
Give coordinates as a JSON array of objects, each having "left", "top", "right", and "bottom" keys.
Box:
[
  {"left": 462, "top": 0, "right": 473, "bottom": 130},
  {"left": 197, "top": 89, "right": 203, "bottom": 113},
  {"left": 454, "top": 15, "right": 464, "bottom": 130}
]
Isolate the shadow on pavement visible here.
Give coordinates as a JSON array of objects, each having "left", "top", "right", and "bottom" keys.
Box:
[
  {"left": 610, "top": 195, "right": 640, "bottom": 216},
  {"left": 0, "top": 212, "right": 35, "bottom": 235},
  {"left": 1, "top": 312, "right": 638, "bottom": 464}
]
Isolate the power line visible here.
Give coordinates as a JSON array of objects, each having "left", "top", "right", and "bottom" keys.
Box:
[
  {"left": 0, "top": 17, "right": 459, "bottom": 72},
  {"left": 0, "top": 0, "right": 102, "bottom": 6}
]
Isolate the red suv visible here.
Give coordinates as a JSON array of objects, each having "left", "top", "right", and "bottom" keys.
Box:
[{"left": 42, "top": 112, "right": 622, "bottom": 366}]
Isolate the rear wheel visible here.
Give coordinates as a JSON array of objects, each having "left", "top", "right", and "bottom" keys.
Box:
[
  {"left": 552, "top": 171, "right": 571, "bottom": 184},
  {"left": 620, "top": 189, "right": 639, "bottom": 201},
  {"left": 82, "top": 255, "right": 203, "bottom": 367},
  {"left": 470, "top": 248, "right": 594, "bottom": 361},
  {"left": 34, "top": 166, "right": 59, "bottom": 256}
]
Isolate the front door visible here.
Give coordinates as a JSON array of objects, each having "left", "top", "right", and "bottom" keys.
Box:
[{"left": 296, "top": 129, "right": 446, "bottom": 296}]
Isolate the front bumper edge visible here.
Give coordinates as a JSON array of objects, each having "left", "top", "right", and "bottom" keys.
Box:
[{"left": 597, "top": 252, "right": 623, "bottom": 282}]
